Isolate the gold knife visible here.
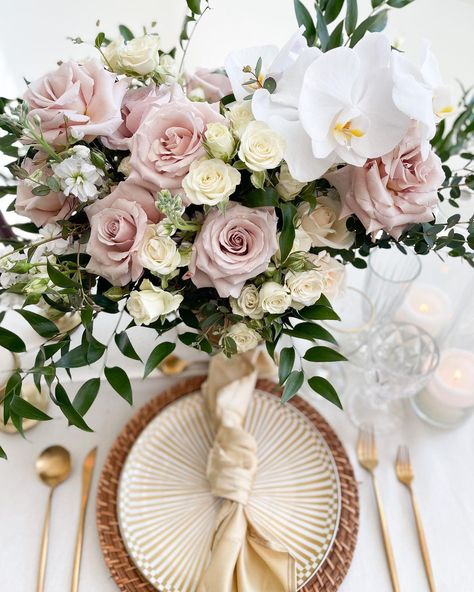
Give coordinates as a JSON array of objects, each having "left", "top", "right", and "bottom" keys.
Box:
[{"left": 70, "top": 446, "right": 98, "bottom": 592}]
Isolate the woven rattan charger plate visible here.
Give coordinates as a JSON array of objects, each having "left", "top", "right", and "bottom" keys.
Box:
[{"left": 97, "top": 376, "right": 359, "bottom": 591}]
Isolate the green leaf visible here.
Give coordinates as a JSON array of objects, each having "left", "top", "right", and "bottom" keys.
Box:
[
  {"left": 324, "top": 0, "right": 345, "bottom": 24},
  {"left": 279, "top": 202, "right": 297, "bottom": 263},
  {"left": 278, "top": 347, "right": 295, "bottom": 385},
  {"left": 294, "top": 0, "right": 316, "bottom": 45},
  {"left": 345, "top": 0, "right": 358, "bottom": 34},
  {"left": 10, "top": 396, "right": 52, "bottom": 421},
  {"left": 104, "top": 366, "right": 132, "bottom": 405},
  {"left": 315, "top": 5, "right": 330, "bottom": 50},
  {"left": 299, "top": 304, "right": 340, "bottom": 321},
  {"left": 371, "top": 0, "right": 385, "bottom": 7},
  {"left": 3, "top": 371, "right": 22, "bottom": 424},
  {"left": 0, "top": 327, "right": 26, "bottom": 353},
  {"left": 387, "top": 0, "right": 415, "bottom": 6},
  {"left": 186, "top": 0, "right": 202, "bottom": 14},
  {"left": 327, "top": 20, "right": 344, "bottom": 50},
  {"left": 72, "top": 378, "right": 100, "bottom": 416},
  {"left": 0, "top": 446, "right": 6, "bottom": 460},
  {"left": 304, "top": 346, "right": 347, "bottom": 363},
  {"left": 144, "top": 342, "right": 176, "bottom": 378},
  {"left": 94, "top": 32, "right": 105, "bottom": 47},
  {"left": 56, "top": 340, "right": 105, "bottom": 368},
  {"left": 119, "top": 24, "right": 134, "bottom": 41},
  {"left": 281, "top": 370, "right": 304, "bottom": 403},
  {"left": 308, "top": 376, "right": 343, "bottom": 408},
  {"left": 349, "top": 10, "right": 388, "bottom": 47},
  {"left": 47, "top": 176, "right": 61, "bottom": 192},
  {"left": 241, "top": 188, "right": 279, "bottom": 208},
  {"left": 179, "top": 308, "right": 201, "bottom": 330},
  {"left": 56, "top": 383, "right": 93, "bottom": 432},
  {"left": 263, "top": 77, "right": 277, "bottom": 93},
  {"left": 114, "top": 332, "right": 141, "bottom": 361},
  {"left": 31, "top": 185, "right": 50, "bottom": 197},
  {"left": 284, "top": 322, "right": 337, "bottom": 344},
  {"left": 16, "top": 309, "right": 59, "bottom": 339},
  {"left": 46, "top": 261, "right": 80, "bottom": 289}
]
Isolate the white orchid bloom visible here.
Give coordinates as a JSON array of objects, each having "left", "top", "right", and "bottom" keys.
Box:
[
  {"left": 392, "top": 40, "right": 453, "bottom": 158},
  {"left": 224, "top": 29, "right": 307, "bottom": 101},
  {"left": 299, "top": 33, "right": 410, "bottom": 168}
]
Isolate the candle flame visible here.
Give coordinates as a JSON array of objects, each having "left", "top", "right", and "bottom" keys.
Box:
[
  {"left": 453, "top": 369, "right": 463, "bottom": 380},
  {"left": 419, "top": 303, "right": 430, "bottom": 313}
]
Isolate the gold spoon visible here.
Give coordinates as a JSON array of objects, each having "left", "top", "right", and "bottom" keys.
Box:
[
  {"left": 158, "top": 354, "right": 207, "bottom": 376},
  {"left": 36, "top": 445, "right": 72, "bottom": 592}
]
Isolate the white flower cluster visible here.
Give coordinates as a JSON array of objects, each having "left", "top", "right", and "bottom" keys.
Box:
[{"left": 52, "top": 146, "right": 103, "bottom": 202}]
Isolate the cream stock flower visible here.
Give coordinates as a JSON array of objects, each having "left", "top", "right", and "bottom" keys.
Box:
[
  {"left": 119, "top": 35, "right": 161, "bottom": 75},
  {"left": 205, "top": 123, "right": 236, "bottom": 160},
  {"left": 126, "top": 280, "right": 183, "bottom": 326},
  {"left": 238, "top": 121, "right": 285, "bottom": 171},
  {"left": 259, "top": 281, "right": 291, "bottom": 314},
  {"left": 138, "top": 225, "right": 181, "bottom": 276},
  {"left": 230, "top": 284, "right": 264, "bottom": 319},
  {"left": 286, "top": 269, "right": 325, "bottom": 307},
  {"left": 224, "top": 322, "right": 261, "bottom": 353},
  {"left": 226, "top": 101, "right": 254, "bottom": 138},
  {"left": 182, "top": 158, "right": 241, "bottom": 206}
]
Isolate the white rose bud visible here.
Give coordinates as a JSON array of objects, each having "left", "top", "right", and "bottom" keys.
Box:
[
  {"left": 238, "top": 121, "right": 285, "bottom": 172},
  {"left": 309, "top": 251, "right": 346, "bottom": 301},
  {"left": 120, "top": 35, "right": 161, "bottom": 76},
  {"left": 126, "top": 280, "right": 183, "bottom": 326},
  {"left": 138, "top": 225, "right": 181, "bottom": 276},
  {"left": 182, "top": 158, "right": 241, "bottom": 206},
  {"left": 259, "top": 281, "right": 291, "bottom": 314},
  {"left": 298, "top": 193, "right": 355, "bottom": 250},
  {"left": 230, "top": 284, "right": 264, "bottom": 320},
  {"left": 102, "top": 38, "right": 124, "bottom": 72},
  {"left": 205, "top": 123, "right": 236, "bottom": 161},
  {"left": 276, "top": 163, "right": 307, "bottom": 201},
  {"left": 286, "top": 269, "right": 325, "bottom": 308},
  {"left": 226, "top": 101, "right": 254, "bottom": 138},
  {"left": 223, "top": 322, "right": 261, "bottom": 353}
]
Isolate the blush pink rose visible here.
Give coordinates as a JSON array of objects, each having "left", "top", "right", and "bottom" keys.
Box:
[
  {"left": 98, "top": 181, "right": 164, "bottom": 223},
  {"left": 128, "top": 95, "right": 226, "bottom": 194},
  {"left": 187, "top": 202, "right": 278, "bottom": 298},
  {"left": 326, "top": 127, "right": 444, "bottom": 240},
  {"left": 85, "top": 184, "right": 156, "bottom": 286},
  {"left": 101, "top": 83, "right": 183, "bottom": 150},
  {"left": 15, "top": 157, "right": 76, "bottom": 227},
  {"left": 23, "top": 59, "right": 127, "bottom": 146},
  {"left": 186, "top": 68, "right": 232, "bottom": 102}
]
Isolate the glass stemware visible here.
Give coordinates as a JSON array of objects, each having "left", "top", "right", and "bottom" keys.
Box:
[{"left": 346, "top": 322, "right": 440, "bottom": 434}]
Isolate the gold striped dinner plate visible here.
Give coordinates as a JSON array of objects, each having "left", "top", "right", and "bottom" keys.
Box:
[{"left": 118, "top": 390, "right": 341, "bottom": 591}]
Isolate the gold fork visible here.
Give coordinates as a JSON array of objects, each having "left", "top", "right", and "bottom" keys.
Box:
[
  {"left": 396, "top": 445, "right": 436, "bottom": 592},
  {"left": 357, "top": 428, "right": 400, "bottom": 592}
]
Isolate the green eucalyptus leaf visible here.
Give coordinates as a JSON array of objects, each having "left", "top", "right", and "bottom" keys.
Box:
[
  {"left": 371, "top": 0, "right": 385, "bottom": 7},
  {"left": 294, "top": 0, "right": 316, "bottom": 45},
  {"left": 144, "top": 342, "right": 176, "bottom": 378},
  {"left": 15, "top": 309, "right": 59, "bottom": 339},
  {"left": 345, "top": 0, "right": 358, "bottom": 34},
  {"left": 315, "top": 5, "right": 330, "bottom": 50},
  {"left": 104, "top": 366, "right": 132, "bottom": 404},
  {"left": 0, "top": 327, "right": 26, "bottom": 353},
  {"left": 387, "top": 0, "right": 415, "bottom": 7},
  {"left": 72, "top": 378, "right": 100, "bottom": 416},
  {"left": 349, "top": 10, "right": 388, "bottom": 47},
  {"left": 303, "top": 346, "right": 347, "bottom": 363},
  {"left": 327, "top": 20, "right": 344, "bottom": 49},
  {"left": 114, "top": 331, "right": 141, "bottom": 361},
  {"left": 31, "top": 185, "right": 50, "bottom": 197},
  {"left": 278, "top": 347, "right": 295, "bottom": 385},
  {"left": 281, "top": 370, "right": 304, "bottom": 403},
  {"left": 10, "top": 396, "right": 52, "bottom": 421},
  {"left": 308, "top": 376, "right": 343, "bottom": 408},
  {"left": 119, "top": 25, "right": 134, "bottom": 41},
  {"left": 324, "top": 0, "right": 345, "bottom": 24},
  {"left": 56, "top": 383, "right": 93, "bottom": 432}
]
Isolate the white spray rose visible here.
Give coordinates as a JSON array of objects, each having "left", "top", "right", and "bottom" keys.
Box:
[
  {"left": 205, "top": 123, "right": 236, "bottom": 161},
  {"left": 120, "top": 35, "right": 161, "bottom": 76},
  {"left": 224, "top": 322, "right": 261, "bottom": 353},
  {"left": 230, "top": 284, "right": 264, "bottom": 320},
  {"left": 138, "top": 225, "right": 181, "bottom": 276},
  {"left": 286, "top": 269, "right": 325, "bottom": 307},
  {"left": 259, "top": 281, "right": 291, "bottom": 314},
  {"left": 126, "top": 280, "right": 183, "bottom": 326},
  {"left": 226, "top": 101, "right": 254, "bottom": 138},
  {"left": 276, "top": 163, "right": 307, "bottom": 200},
  {"left": 102, "top": 38, "right": 124, "bottom": 72},
  {"left": 309, "top": 251, "right": 346, "bottom": 300},
  {"left": 182, "top": 158, "right": 241, "bottom": 206},
  {"left": 238, "top": 121, "right": 285, "bottom": 172},
  {"left": 298, "top": 193, "right": 354, "bottom": 250}
]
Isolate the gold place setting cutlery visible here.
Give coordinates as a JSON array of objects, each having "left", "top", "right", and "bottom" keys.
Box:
[
  {"left": 35, "top": 445, "right": 97, "bottom": 592},
  {"left": 357, "top": 428, "right": 436, "bottom": 592}
]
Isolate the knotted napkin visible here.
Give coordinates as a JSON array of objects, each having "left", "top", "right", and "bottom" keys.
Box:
[{"left": 197, "top": 350, "right": 297, "bottom": 592}]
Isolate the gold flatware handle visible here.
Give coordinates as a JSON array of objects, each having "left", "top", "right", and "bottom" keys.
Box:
[
  {"left": 71, "top": 447, "right": 97, "bottom": 592},
  {"left": 371, "top": 474, "right": 400, "bottom": 592},
  {"left": 37, "top": 488, "right": 54, "bottom": 592},
  {"left": 410, "top": 487, "right": 436, "bottom": 591}
]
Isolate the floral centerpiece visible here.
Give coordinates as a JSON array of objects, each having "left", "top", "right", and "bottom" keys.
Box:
[{"left": 0, "top": 0, "right": 472, "bottom": 452}]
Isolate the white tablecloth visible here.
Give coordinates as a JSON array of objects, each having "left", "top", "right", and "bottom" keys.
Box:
[{"left": 1, "top": 260, "right": 474, "bottom": 592}]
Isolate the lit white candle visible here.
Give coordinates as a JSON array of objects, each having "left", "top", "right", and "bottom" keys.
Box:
[
  {"left": 414, "top": 348, "right": 474, "bottom": 427},
  {"left": 396, "top": 283, "right": 453, "bottom": 337}
]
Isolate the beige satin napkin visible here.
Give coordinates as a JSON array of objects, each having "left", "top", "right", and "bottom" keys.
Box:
[{"left": 197, "top": 350, "right": 297, "bottom": 592}]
